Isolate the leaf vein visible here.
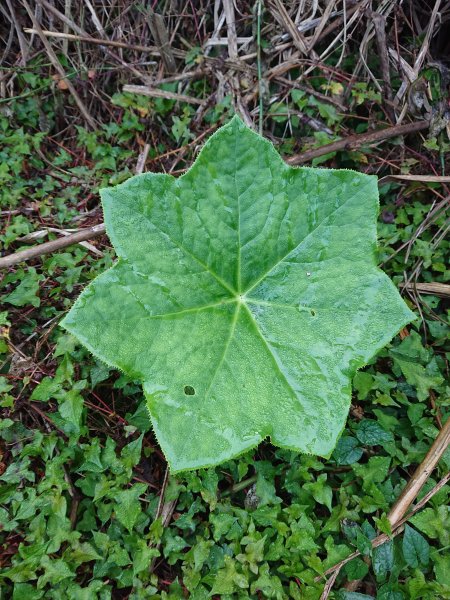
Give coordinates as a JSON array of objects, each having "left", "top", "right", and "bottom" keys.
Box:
[
  {"left": 125, "top": 207, "right": 236, "bottom": 295},
  {"left": 242, "top": 303, "right": 300, "bottom": 403},
  {"left": 204, "top": 303, "right": 240, "bottom": 398},
  {"left": 244, "top": 181, "right": 372, "bottom": 294}
]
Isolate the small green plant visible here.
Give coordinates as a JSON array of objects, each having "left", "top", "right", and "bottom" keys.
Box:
[{"left": 61, "top": 116, "right": 415, "bottom": 472}]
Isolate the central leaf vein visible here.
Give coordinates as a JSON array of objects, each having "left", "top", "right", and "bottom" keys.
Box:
[
  {"left": 235, "top": 130, "right": 241, "bottom": 293},
  {"left": 242, "top": 303, "right": 300, "bottom": 403},
  {"left": 203, "top": 302, "right": 240, "bottom": 398}
]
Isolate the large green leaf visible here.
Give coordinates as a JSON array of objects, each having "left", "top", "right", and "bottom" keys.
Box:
[{"left": 61, "top": 116, "right": 415, "bottom": 472}]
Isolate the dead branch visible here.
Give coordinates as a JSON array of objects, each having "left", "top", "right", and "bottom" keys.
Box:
[
  {"left": 400, "top": 282, "right": 450, "bottom": 297},
  {"left": 286, "top": 120, "right": 430, "bottom": 165},
  {"left": 24, "top": 22, "right": 249, "bottom": 74},
  {"left": 122, "top": 84, "right": 204, "bottom": 105},
  {"left": 23, "top": 28, "right": 166, "bottom": 56},
  {"left": 268, "top": 0, "right": 316, "bottom": 59},
  {"left": 149, "top": 468, "right": 179, "bottom": 573},
  {"left": 36, "top": 0, "right": 153, "bottom": 85},
  {"left": 379, "top": 174, "right": 450, "bottom": 184},
  {"left": 5, "top": 0, "right": 29, "bottom": 64},
  {"left": 0, "top": 224, "right": 106, "bottom": 269},
  {"left": 146, "top": 7, "right": 176, "bottom": 73},
  {"left": 373, "top": 12, "right": 395, "bottom": 122},
  {"left": 319, "top": 471, "right": 450, "bottom": 598},
  {"left": 318, "top": 418, "right": 450, "bottom": 598},
  {"left": 135, "top": 144, "right": 151, "bottom": 175},
  {"left": 0, "top": 116, "right": 433, "bottom": 271},
  {"left": 388, "top": 416, "right": 450, "bottom": 525}
]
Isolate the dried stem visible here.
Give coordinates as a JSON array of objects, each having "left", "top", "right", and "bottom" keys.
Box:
[
  {"left": 0, "top": 224, "right": 106, "bottom": 269},
  {"left": 388, "top": 417, "right": 450, "bottom": 525},
  {"left": 400, "top": 282, "right": 450, "bottom": 298},
  {"left": 149, "top": 468, "right": 179, "bottom": 573},
  {"left": 287, "top": 120, "right": 429, "bottom": 165},
  {"left": 22, "top": 0, "right": 96, "bottom": 129},
  {"left": 373, "top": 12, "right": 395, "bottom": 122},
  {"left": 146, "top": 7, "right": 176, "bottom": 74},
  {"left": 122, "top": 84, "right": 204, "bottom": 105},
  {"left": 319, "top": 419, "right": 450, "bottom": 598}
]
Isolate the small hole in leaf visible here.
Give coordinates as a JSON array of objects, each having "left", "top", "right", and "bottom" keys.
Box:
[
  {"left": 184, "top": 385, "right": 195, "bottom": 396},
  {"left": 310, "top": 310, "right": 316, "bottom": 317}
]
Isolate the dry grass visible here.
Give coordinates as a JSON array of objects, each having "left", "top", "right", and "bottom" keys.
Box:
[{"left": 1, "top": 1, "right": 448, "bottom": 132}]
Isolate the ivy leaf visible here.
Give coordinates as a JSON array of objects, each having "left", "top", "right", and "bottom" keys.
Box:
[
  {"left": 372, "top": 540, "right": 395, "bottom": 580},
  {"left": 376, "top": 587, "right": 404, "bottom": 600},
  {"left": 114, "top": 483, "right": 147, "bottom": 532},
  {"left": 250, "top": 563, "right": 285, "bottom": 598},
  {"left": 211, "top": 556, "right": 248, "bottom": 595},
  {"left": 61, "top": 116, "right": 415, "bottom": 472},
  {"left": 343, "top": 557, "right": 369, "bottom": 580},
  {"left": 390, "top": 331, "right": 443, "bottom": 400},
  {"left": 333, "top": 436, "right": 363, "bottom": 465},
  {"left": 355, "top": 420, "right": 394, "bottom": 446},
  {"left": 3, "top": 268, "right": 43, "bottom": 307},
  {"left": 402, "top": 524, "right": 429, "bottom": 568},
  {"left": 433, "top": 552, "right": 450, "bottom": 586},
  {"left": 410, "top": 506, "right": 450, "bottom": 544},
  {"left": 304, "top": 473, "right": 333, "bottom": 511}
]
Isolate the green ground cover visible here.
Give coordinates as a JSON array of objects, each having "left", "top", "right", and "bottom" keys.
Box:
[{"left": 0, "top": 53, "right": 449, "bottom": 599}]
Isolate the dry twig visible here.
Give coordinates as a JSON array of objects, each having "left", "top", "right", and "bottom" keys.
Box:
[
  {"left": 24, "top": 28, "right": 165, "bottom": 57},
  {"left": 122, "top": 84, "right": 204, "bottom": 105},
  {"left": 22, "top": 0, "right": 96, "bottom": 129},
  {"left": 319, "top": 418, "right": 450, "bottom": 598},
  {"left": 319, "top": 473, "right": 450, "bottom": 598},
  {"left": 394, "top": 0, "right": 442, "bottom": 120},
  {"left": 379, "top": 174, "right": 450, "bottom": 183},
  {"left": 388, "top": 417, "right": 450, "bottom": 525},
  {"left": 135, "top": 144, "right": 151, "bottom": 175},
  {"left": 268, "top": 0, "right": 316, "bottom": 59},
  {"left": 0, "top": 224, "right": 106, "bottom": 269},
  {"left": 36, "top": 0, "right": 153, "bottom": 85},
  {"left": 399, "top": 282, "right": 450, "bottom": 297},
  {"left": 149, "top": 468, "right": 179, "bottom": 574},
  {"left": 0, "top": 116, "right": 433, "bottom": 271},
  {"left": 5, "top": 0, "right": 29, "bottom": 64},
  {"left": 146, "top": 7, "right": 176, "bottom": 74},
  {"left": 373, "top": 12, "right": 395, "bottom": 122},
  {"left": 286, "top": 120, "right": 430, "bottom": 165}
]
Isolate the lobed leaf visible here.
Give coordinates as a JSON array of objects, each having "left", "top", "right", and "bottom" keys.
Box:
[{"left": 61, "top": 116, "right": 415, "bottom": 471}]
